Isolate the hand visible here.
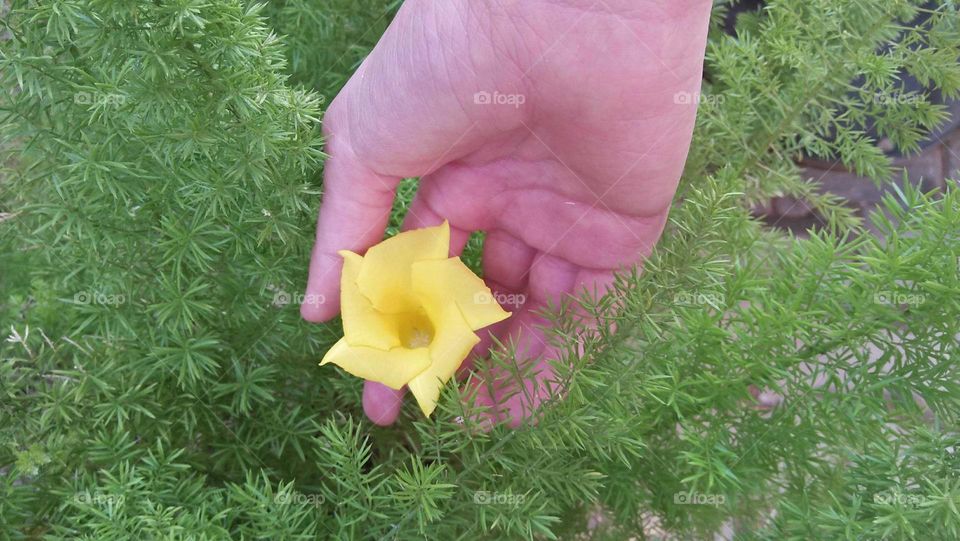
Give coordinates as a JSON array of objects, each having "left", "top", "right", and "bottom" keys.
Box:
[{"left": 302, "top": 0, "right": 713, "bottom": 426}]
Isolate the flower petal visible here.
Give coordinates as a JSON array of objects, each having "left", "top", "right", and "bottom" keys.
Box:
[
  {"left": 356, "top": 222, "right": 450, "bottom": 314},
  {"left": 411, "top": 257, "right": 511, "bottom": 330},
  {"left": 407, "top": 304, "right": 480, "bottom": 417},
  {"left": 338, "top": 250, "right": 401, "bottom": 350},
  {"left": 320, "top": 338, "right": 430, "bottom": 390}
]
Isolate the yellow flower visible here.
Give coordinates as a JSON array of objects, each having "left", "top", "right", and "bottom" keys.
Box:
[{"left": 320, "top": 222, "right": 511, "bottom": 417}]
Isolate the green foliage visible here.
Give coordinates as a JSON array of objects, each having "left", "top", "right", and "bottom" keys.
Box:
[
  {"left": 262, "top": 0, "right": 400, "bottom": 98},
  {"left": 1, "top": 0, "right": 959, "bottom": 539}
]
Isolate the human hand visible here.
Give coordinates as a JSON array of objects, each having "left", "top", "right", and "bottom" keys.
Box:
[{"left": 302, "top": 0, "right": 713, "bottom": 426}]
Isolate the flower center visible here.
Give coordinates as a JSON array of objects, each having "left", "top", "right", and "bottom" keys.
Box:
[
  {"left": 407, "top": 328, "right": 432, "bottom": 349},
  {"left": 398, "top": 311, "right": 435, "bottom": 349}
]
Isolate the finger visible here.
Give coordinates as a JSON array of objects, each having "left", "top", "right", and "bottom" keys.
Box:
[
  {"left": 572, "top": 268, "right": 619, "bottom": 329},
  {"left": 363, "top": 381, "right": 406, "bottom": 426},
  {"left": 526, "top": 253, "right": 580, "bottom": 308},
  {"left": 566, "top": 268, "right": 620, "bottom": 360},
  {"left": 482, "top": 230, "right": 536, "bottom": 297},
  {"left": 494, "top": 193, "right": 671, "bottom": 271},
  {"left": 572, "top": 268, "right": 617, "bottom": 301},
  {"left": 457, "top": 317, "right": 511, "bottom": 378},
  {"left": 471, "top": 254, "right": 579, "bottom": 427},
  {"left": 402, "top": 187, "right": 471, "bottom": 256},
  {"left": 302, "top": 132, "right": 402, "bottom": 323},
  {"left": 454, "top": 230, "right": 535, "bottom": 378},
  {"left": 473, "top": 310, "right": 553, "bottom": 428}
]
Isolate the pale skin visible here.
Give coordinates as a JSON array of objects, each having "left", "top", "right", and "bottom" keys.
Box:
[{"left": 302, "top": 0, "right": 714, "bottom": 426}]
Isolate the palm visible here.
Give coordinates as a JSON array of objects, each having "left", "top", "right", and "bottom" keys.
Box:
[{"left": 303, "top": 0, "right": 713, "bottom": 425}]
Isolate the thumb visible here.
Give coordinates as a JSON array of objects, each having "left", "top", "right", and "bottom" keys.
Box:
[{"left": 363, "top": 381, "right": 406, "bottom": 426}]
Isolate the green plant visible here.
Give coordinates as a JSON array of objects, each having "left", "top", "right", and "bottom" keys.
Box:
[{"left": 1, "top": 0, "right": 958, "bottom": 539}]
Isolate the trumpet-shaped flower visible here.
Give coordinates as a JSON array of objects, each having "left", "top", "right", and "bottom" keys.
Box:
[{"left": 320, "top": 222, "right": 511, "bottom": 417}]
